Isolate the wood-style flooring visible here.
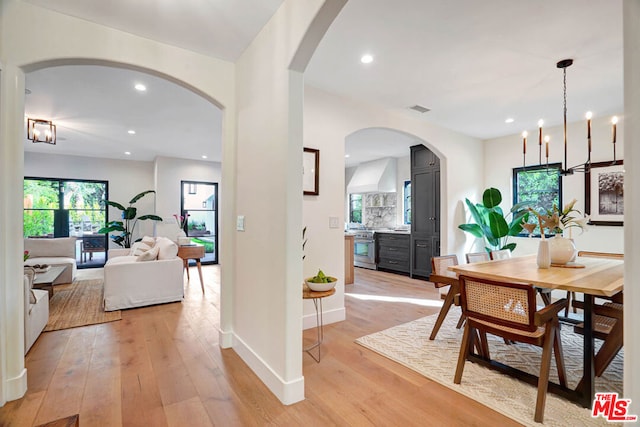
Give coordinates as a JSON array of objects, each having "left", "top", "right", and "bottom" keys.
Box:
[{"left": 0, "top": 266, "right": 521, "bottom": 426}]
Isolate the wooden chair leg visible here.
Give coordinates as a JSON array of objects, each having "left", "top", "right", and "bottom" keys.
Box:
[
  {"left": 454, "top": 323, "right": 472, "bottom": 384},
  {"left": 534, "top": 324, "right": 556, "bottom": 423},
  {"left": 456, "top": 313, "right": 465, "bottom": 329},
  {"left": 594, "top": 321, "right": 623, "bottom": 377},
  {"left": 429, "top": 288, "right": 456, "bottom": 340},
  {"left": 553, "top": 324, "right": 567, "bottom": 387}
]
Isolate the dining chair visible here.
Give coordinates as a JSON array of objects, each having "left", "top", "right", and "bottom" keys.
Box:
[
  {"left": 566, "top": 251, "right": 625, "bottom": 316},
  {"left": 465, "top": 252, "right": 490, "bottom": 263},
  {"left": 428, "top": 255, "right": 464, "bottom": 340},
  {"left": 454, "top": 275, "right": 567, "bottom": 423},
  {"left": 572, "top": 300, "right": 623, "bottom": 380},
  {"left": 489, "top": 249, "right": 511, "bottom": 260}
]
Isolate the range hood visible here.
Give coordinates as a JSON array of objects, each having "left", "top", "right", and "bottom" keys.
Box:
[{"left": 347, "top": 157, "right": 397, "bottom": 194}]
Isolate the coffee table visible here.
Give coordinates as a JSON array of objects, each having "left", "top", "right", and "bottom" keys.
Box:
[{"left": 33, "top": 265, "right": 67, "bottom": 298}]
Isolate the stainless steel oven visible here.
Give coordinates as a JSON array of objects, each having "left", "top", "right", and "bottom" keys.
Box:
[{"left": 353, "top": 231, "right": 376, "bottom": 269}]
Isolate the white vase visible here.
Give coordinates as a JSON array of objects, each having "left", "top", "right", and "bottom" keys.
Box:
[
  {"left": 548, "top": 235, "right": 577, "bottom": 265},
  {"left": 537, "top": 239, "right": 551, "bottom": 269}
]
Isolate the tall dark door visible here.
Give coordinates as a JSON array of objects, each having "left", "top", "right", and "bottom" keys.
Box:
[
  {"left": 410, "top": 144, "right": 441, "bottom": 277},
  {"left": 180, "top": 181, "right": 218, "bottom": 264}
]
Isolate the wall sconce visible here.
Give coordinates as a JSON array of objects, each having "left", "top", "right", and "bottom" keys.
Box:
[
  {"left": 202, "top": 201, "right": 207, "bottom": 208},
  {"left": 188, "top": 183, "right": 197, "bottom": 194},
  {"left": 27, "top": 118, "right": 56, "bottom": 145}
]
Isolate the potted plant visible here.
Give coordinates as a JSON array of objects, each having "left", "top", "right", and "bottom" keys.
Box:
[
  {"left": 98, "top": 190, "right": 163, "bottom": 248},
  {"left": 458, "top": 187, "right": 529, "bottom": 253}
]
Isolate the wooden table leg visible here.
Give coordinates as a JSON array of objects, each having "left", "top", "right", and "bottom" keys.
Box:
[
  {"left": 196, "top": 259, "right": 205, "bottom": 293},
  {"left": 183, "top": 259, "right": 190, "bottom": 280}
]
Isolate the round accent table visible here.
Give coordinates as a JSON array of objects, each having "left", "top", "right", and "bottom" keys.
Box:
[{"left": 302, "top": 284, "right": 336, "bottom": 362}]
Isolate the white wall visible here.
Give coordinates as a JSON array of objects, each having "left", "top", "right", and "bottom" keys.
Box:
[
  {"left": 306, "top": 86, "right": 484, "bottom": 264},
  {"left": 483, "top": 115, "right": 624, "bottom": 257},
  {"left": 154, "top": 156, "right": 222, "bottom": 241},
  {"left": 623, "top": 0, "right": 640, "bottom": 408}
]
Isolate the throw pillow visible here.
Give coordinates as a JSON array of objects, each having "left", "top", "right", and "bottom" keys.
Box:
[
  {"left": 136, "top": 245, "right": 159, "bottom": 262},
  {"left": 155, "top": 236, "right": 178, "bottom": 259},
  {"left": 141, "top": 236, "right": 156, "bottom": 246},
  {"left": 130, "top": 241, "right": 153, "bottom": 257}
]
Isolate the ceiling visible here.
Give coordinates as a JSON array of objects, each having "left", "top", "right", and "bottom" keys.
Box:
[{"left": 22, "top": 0, "right": 623, "bottom": 166}]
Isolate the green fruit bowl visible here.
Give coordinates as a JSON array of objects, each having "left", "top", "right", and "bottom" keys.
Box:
[{"left": 305, "top": 276, "right": 338, "bottom": 292}]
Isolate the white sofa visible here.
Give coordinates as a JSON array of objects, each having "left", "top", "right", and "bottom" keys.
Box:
[
  {"left": 103, "top": 237, "right": 184, "bottom": 311},
  {"left": 24, "top": 237, "right": 77, "bottom": 284},
  {"left": 24, "top": 267, "right": 49, "bottom": 354}
]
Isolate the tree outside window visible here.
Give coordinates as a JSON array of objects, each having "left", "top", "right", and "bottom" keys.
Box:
[
  {"left": 349, "top": 194, "right": 362, "bottom": 223},
  {"left": 513, "top": 163, "right": 562, "bottom": 236}
]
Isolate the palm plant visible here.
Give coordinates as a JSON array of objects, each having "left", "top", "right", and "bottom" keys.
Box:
[{"left": 98, "top": 190, "right": 162, "bottom": 248}]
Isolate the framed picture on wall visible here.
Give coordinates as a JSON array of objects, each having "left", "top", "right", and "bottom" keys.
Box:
[
  {"left": 585, "top": 160, "right": 624, "bottom": 226},
  {"left": 303, "top": 147, "right": 319, "bottom": 196}
]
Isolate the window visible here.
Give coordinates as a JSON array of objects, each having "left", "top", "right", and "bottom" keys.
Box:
[
  {"left": 349, "top": 194, "right": 362, "bottom": 223},
  {"left": 403, "top": 180, "right": 411, "bottom": 224},
  {"left": 513, "top": 163, "right": 562, "bottom": 236},
  {"left": 24, "top": 178, "right": 107, "bottom": 239}
]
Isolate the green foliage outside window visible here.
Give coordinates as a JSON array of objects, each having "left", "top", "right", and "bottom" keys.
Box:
[
  {"left": 513, "top": 164, "right": 562, "bottom": 236},
  {"left": 349, "top": 194, "right": 362, "bottom": 223}
]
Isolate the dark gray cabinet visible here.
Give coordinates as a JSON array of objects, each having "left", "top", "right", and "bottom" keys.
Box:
[
  {"left": 410, "top": 144, "right": 441, "bottom": 278},
  {"left": 376, "top": 232, "right": 410, "bottom": 274}
]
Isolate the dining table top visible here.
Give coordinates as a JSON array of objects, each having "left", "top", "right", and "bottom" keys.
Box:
[{"left": 449, "top": 254, "right": 623, "bottom": 297}]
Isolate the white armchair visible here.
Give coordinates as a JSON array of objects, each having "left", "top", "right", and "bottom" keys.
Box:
[
  {"left": 103, "top": 237, "right": 184, "bottom": 311},
  {"left": 24, "top": 267, "right": 49, "bottom": 354}
]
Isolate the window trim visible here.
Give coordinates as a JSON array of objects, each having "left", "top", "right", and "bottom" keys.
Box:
[
  {"left": 349, "top": 193, "right": 363, "bottom": 224},
  {"left": 403, "top": 180, "right": 411, "bottom": 225}
]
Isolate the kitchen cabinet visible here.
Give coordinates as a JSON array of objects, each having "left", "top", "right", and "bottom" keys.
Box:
[
  {"left": 376, "top": 232, "right": 410, "bottom": 274},
  {"left": 410, "top": 144, "right": 440, "bottom": 278}
]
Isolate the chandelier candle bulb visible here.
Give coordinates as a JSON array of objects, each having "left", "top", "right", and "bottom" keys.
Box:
[
  {"left": 545, "top": 135, "right": 550, "bottom": 159},
  {"left": 612, "top": 116, "right": 618, "bottom": 144}
]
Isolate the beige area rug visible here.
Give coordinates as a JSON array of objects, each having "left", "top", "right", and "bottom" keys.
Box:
[
  {"left": 44, "top": 269, "right": 121, "bottom": 331},
  {"left": 356, "top": 307, "right": 623, "bottom": 427}
]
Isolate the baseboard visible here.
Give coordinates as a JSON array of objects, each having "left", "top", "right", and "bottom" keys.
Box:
[
  {"left": 5, "top": 368, "right": 27, "bottom": 402},
  {"left": 232, "top": 334, "right": 305, "bottom": 405},
  {"left": 218, "top": 328, "right": 234, "bottom": 349},
  {"left": 303, "top": 306, "right": 345, "bottom": 330}
]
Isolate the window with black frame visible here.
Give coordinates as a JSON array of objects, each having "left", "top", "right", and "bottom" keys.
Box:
[
  {"left": 513, "top": 163, "right": 562, "bottom": 236},
  {"left": 349, "top": 194, "right": 362, "bottom": 224}
]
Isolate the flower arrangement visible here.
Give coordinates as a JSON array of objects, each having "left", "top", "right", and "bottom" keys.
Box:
[
  {"left": 173, "top": 213, "right": 189, "bottom": 229},
  {"left": 24, "top": 250, "right": 30, "bottom": 261},
  {"left": 523, "top": 198, "right": 589, "bottom": 237}
]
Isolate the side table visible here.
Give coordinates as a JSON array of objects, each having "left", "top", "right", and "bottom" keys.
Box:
[
  {"left": 302, "top": 284, "right": 336, "bottom": 362},
  {"left": 177, "top": 244, "right": 205, "bottom": 293}
]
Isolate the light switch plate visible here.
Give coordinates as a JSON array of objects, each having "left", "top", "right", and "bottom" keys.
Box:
[
  {"left": 236, "top": 215, "right": 245, "bottom": 231},
  {"left": 329, "top": 216, "right": 340, "bottom": 229}
]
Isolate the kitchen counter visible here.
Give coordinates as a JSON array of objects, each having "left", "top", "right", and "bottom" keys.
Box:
[{"left": 373, "top": 229, "right": 410, "bottom": 235}]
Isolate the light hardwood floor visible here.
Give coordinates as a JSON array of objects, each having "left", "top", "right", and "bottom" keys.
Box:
[{"left": 1, "top": 266, "right": 521, "bottom": 426}]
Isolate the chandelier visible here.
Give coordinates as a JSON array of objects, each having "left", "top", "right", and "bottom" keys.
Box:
[
  {"left": 521, "top": 59, "right": 618, "bottom": 175},
  {"left": 27, "top": 118, "right": 56, "bottom": 145}
]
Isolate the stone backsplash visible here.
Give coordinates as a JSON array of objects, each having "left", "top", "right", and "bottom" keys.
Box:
[{"left": 364, "top": 192, "right": 396, "bottom": 229}]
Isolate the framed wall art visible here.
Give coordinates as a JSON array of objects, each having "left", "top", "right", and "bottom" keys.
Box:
[
  {"left": 303, "top": 147, "right": 319, "bottom": 196},
  {"left": 585, "top": 160, "right": 624, "bottom": 226}
]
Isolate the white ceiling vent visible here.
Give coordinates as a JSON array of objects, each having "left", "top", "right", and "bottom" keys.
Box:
[{"left": 409, "top": 104, "right": 430, "bottom": 113}]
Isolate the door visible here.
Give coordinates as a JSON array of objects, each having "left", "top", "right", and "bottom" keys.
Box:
[{"left": 180, "top": 181, "right": 218, "bottom": 264}]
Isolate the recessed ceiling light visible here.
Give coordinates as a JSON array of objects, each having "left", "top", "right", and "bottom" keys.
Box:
[
  {"left": 201, "top": 155, "right": 207, "bottom": 159},
  {"left": 128, "top": 130, "right": 136, "bottom": 135},
  {"left": 360, "top": 54, "right": 374, "bottom": 64},
  {"left": 345, "top": 154, "right": 350, "bottom": 158},
  {"left": 134, "top": 83, "right": 146, "bottom": 92},
  {"left": 124, "top": 151, "right": 131, "bottom": 155},
  {"left": 505, "top": 118, "right": 514, "bottom": 124}
]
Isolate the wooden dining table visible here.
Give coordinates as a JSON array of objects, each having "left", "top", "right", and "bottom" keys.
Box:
[{"left": 449, "top": 254, "right": 624, "bottom": 408}]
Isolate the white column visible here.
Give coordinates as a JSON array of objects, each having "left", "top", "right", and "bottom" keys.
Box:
[
  {"left": 623, "top": 0, "right": 640, "bottom": 409},
  {"left": 0, "top": 62, "right": 28, "bottom": 404}
]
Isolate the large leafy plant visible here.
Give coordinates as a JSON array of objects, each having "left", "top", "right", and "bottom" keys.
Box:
[
  {"left": 458, "top": 188, "right": 529, "bottom": 253},
  {"left": 98, "top": 190, "right": 163, "bottom": 248}
]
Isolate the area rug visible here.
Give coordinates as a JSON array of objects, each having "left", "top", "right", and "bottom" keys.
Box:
[
  {"left": 44, "top": 277, "right": 121, "bottom": 332},
  {"left": 355, "top": 307, "right": 623, "bottom": 427}
]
